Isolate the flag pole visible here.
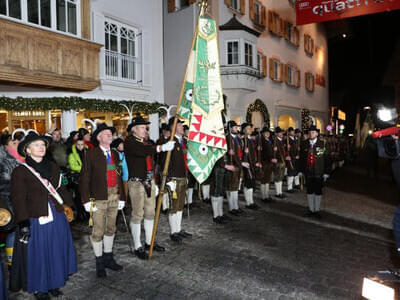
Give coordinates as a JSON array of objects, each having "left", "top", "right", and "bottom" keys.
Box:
[{"left": 148, "top": 0, "right": 208, "bottom": 259}]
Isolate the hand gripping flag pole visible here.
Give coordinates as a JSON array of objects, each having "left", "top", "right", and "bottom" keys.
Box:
[{"left": 148, "top": 0, "right": 208, "bottom": 260}]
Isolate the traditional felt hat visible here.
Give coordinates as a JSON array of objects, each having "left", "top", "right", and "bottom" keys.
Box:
[
  {"left": 295, "top": 128, "right": 302, "bottom": 134},
  {"left": 275, "top": 126, "right": 284, "bottom": 133},
  {"left": 261, "top": 126, "right": 271, "bottom": 133},
  {"left": 111, "top": 137, "right": 124, "bottom": 149},
  {"left": 160, "top": 123, "right": 170, "bottom": 131},
  {"left": 287, "top": 127, "right": 295, "bottom": 132},
  {"left": 241, "top": 122, "right": 252, "bottom": 132},
  {"left": 308, "top": 125, "right": 318, "bottom": 132},
  {"left": 91, "top": 123, "right": 116, "bottom": 147},
  {"left": 17, "top": 131, "right": 50, "bottom": 157},
  {"left": 168, "top": 117, "right": 184, "bottom": 127},
  {"left": 227, "top": 120, "right": 239, "bottom": 129},
  {"left": 127, "top": 116, "right": 150, "bottom": 133}
]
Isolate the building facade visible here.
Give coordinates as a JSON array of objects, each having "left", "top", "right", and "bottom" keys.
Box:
[
  {"left": 164, "top": 0, "right": 329, "bottom": 131},
  {"left": 0, "top": 0, "right": 164, "bottom": 139}
]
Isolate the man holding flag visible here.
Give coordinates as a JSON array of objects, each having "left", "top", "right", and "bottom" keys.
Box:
[{"left": 148, "top": 1, "right": 227, "bottom": 258}]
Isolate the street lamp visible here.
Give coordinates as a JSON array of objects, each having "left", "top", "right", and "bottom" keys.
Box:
[{"left": 377, "top": 108, "right": 395, "bottom": 122}]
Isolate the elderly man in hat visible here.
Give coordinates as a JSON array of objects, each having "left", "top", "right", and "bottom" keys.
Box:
[
  {"left": 225, "top": 120, "right": 243, "bottom": 215},
  {"left": 241, "top": 122, "right": 259, "bottom": 210},
  {"left": 79, "top": 123, "right": 125, "bottom": 278},
  {"left": 125, "top": 117, "right": 174, "bottom": 259},
  {"left": 272, "top": 127, "right": 287, "bottom": 199},
  {"left": 299, "top": 125, "right": 330, "bottom": 218}
]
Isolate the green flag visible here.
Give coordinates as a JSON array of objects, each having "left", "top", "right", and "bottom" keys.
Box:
[{"left": 177, "top": 16, "right": 227, "bottom": 184}]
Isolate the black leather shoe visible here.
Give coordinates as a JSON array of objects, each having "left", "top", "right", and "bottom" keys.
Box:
[
  {"left": 294, "top": 185, "right": 301, "bottom": 190},
  {"left": 229, "top": 210, "right": 240, "bottom": 216},
  {"left": 221, "top": 214, "right": 232, "bottom": 221},
  {"left": 245, "top": 204, "right": 258, "bottom": 210},
  {"left": 213, "top": 216, "right": 228, "bottom": 224},
  {"left": 34, "top": 292, "right": 50, "bottom": 300},
  {"left": 49, "top": 289, "right": 63, "bottom": 297},
  {"left": 313, "top": 212, "right": 322, "bottom": 219},
  {"left": 103, "top": 252, "right": 123, "bottom": 271},
  {"left": 145, "top": 243, "right": 166, "bottom": 252},
  {"left": 95, "top": 256, "right": 107, "bottom": 278},
  {"left": 161, "top": 209, "right": 168, "bottom": 215},
  {"left": 178, "top": 230, "right": 192, "bottom": 238},
  {"left": 287, "top": 189, "right": 295, "bottom": 194},
  {"left": 237, "top": 208, "right": 245, "bottom": 214},
  {"left": 203, "top": 198, "right": 211, "bottom": 204},
  {"left": 275, "top": 194, "right": 287, "bottom": 199},
  {"left": 303, "top": 210, "right": 314, "bottom": 217},
  {"left": 170, "top": 233, "right": 183, "bottom": 244},
  {"left": 134, "top": 247, "right": 149, "bottom": 260}
]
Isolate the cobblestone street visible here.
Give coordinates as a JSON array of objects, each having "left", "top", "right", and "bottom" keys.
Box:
[{"left": 8, "top": 166, "right": 400, "bottom": 300}]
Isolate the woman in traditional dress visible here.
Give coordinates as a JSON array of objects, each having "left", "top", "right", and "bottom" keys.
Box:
[{"left": 11, "top": 132, "right": 77, "bottom": 300}]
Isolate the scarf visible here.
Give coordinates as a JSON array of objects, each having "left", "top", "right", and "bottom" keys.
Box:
[
  {"left": 7, "top": 147, "right": 24, "bottom": 163},
  {"left": 26, "top": 156, "right": 52, "bottom": 181}
]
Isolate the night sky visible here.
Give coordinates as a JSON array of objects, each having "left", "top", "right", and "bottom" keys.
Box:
[{"left": 326, "top": 8, "right": 400, "bottom": 131}]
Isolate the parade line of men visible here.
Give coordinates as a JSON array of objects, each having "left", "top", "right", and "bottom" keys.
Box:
[{"left": 3, "top": 115, "right": 352, "bottom": 291}]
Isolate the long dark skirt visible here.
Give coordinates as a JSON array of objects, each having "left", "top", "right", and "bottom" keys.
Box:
[{"left": 27, "top": 201, "right": 77, "bottom": 293}]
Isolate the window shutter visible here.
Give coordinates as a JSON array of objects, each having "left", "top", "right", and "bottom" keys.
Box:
[
  {"left": 279, "top": 18, "right": 283, "bottom": 37},
  {"left": 249, "top": 0, "right": 255, "bottom": 21},
  {"left": 261, "top": 5, "right": 266, "bottom": 27},
  {"left": 224, "top": 0, "right": 230, "bottom": 6},
  {"left": 268, "top": 10, "right": 273, "bottom": 32},
  {"left": 168, "top": 0, "right": 175, "bottom": 13},
  {"left": 240, "top": 0, "right": 245, "bottom": 14},
  {"left": 142, "top": 30, "right": 151, "bottom": 86},
  {"left": 262, "top": 54, "right": 267, "bottom": 77},
  {"left": 304, "top": 34, "right": 307, "bottom": 52},
  {"left": 310, "top": 38, "right": 314, "bottom": 55},
  {"left": 311, "top": 75, "right": 315, "bottom": 91},
  {"left": 297, "top": 69, "right": 301, "bottom": 88},
  {"left": 280, "top": 63, "right": 285, "bottom": 83},
  {"left": 269, "top": 57, "right": 274, "bottom": 79},
  {"left": 283, "top": 21, "right": 288, "bottom": 40},
  {"left": 81, "top": 0, "right": 91, "bottom": 40},
  {"left": 295, "top": 28, "right": 300, "bottom": 46},
  {"left": 305, "top": 72, "right": 309, "bottom": 90}
]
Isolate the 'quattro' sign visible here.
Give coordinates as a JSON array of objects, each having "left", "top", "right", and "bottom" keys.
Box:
[{"left": 296, "top": 0, "right": 400, "bottom": 26}]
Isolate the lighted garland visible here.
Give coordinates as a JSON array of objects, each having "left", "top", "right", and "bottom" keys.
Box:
[
  {"left": 246, "top": 99, "right": 270, "bottom": 127},
  {"left": 301, "top": 109, "right": 312, "bottom": 131},
  {"left": 0, "top": 96, "right": 167, "bottom": 114}
]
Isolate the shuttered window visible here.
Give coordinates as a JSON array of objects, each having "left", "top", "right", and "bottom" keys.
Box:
[
  {"left": 304, "top": 34, "right": 315, "bottom": 56},
  {"left": 284, "top": 63, "right": 300, "bottom": 88},
  {"left": 268, "top": 10, "right": 282, "bottom": 36},
  {"left": 305, "top": 72, "right": 315, "bottom": 92},
  {"left": 269, "top": 57, "right": 282, "bottom": 82}
]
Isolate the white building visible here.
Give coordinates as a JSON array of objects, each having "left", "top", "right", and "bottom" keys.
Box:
[
  {"left": 164, "top": 0, "right": 329, "bottom": 131},
  {"left": 0, "top": 0, "right": 164, "bottom": 140}
]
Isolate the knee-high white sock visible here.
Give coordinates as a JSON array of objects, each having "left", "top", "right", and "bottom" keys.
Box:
[
  {"left": 186, "top": 188, "right": 193, "bottom": 204},
  {"left": 294, "top": 175, "right": 300, "bottom": 186},
  {"left": 143, "top": 219, "right": 154, "bottom": 245},
  {"left": 275, "top": 182, "right": 280, "bottom": 195},
  {"left": 307, "top": 194, "right": 315, "bottom": 212},
  {"left": 130, "top": 223, "right": 142, "bottom": 250},
  {"left": 211, "top": 196, "right": 219, "bottom": 218},
  {"left": 162, "top": 193, "right": 169, "bottom": 210},
  {"left": 244, "top": 187, "right": 254, "bottom": 205},
  {"left": 217, "top": 196, "right": 224, "bottom": 216},
  {"left": 231, "top": 191, "right": 239, "bottom": 210},
  {"left": 168, "top": 213, "right": 176, "bottom": 234},
  {"left": 260, "top": 184, "right": 266, "bottom": 199},
  {"left": 227, "top": 191, "right": 234, "bottom": 211},
  {"left": 315, "top": 195, "right": 322, "bottom": 212},
  {"left": 176, "top": 211, "right": 183, "bottom": 232},
  {"left": 265, "top": 183, "right": 270, "bottom": 198},
  {"left": 287, "top": 176, "right": 294, "bottom": 190},
  {"left": 103, "top": 234, "right": 115, "bottom": 253},
  {"left": 202, "top": 185, "right": 210, "bottom": 199},
  {"left": 91, "top": 239, "right": 103, "bottom": 257}
]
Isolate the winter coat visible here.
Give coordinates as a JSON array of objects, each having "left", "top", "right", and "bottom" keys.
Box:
[{"left": 0, "top": 146, "right": 21, "bottom": 205}]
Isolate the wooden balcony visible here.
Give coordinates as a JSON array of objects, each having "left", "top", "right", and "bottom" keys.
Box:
[{"left": 0, "top": 17, "right": 101, "bottom": 91}]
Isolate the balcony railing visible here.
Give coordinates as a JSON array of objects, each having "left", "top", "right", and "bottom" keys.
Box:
[
  {"left": 220, "top": 65, "right": 263, "bottom": 79},
  {"left": 105, "top": 50, "right": 136, "bottom": 81}
]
